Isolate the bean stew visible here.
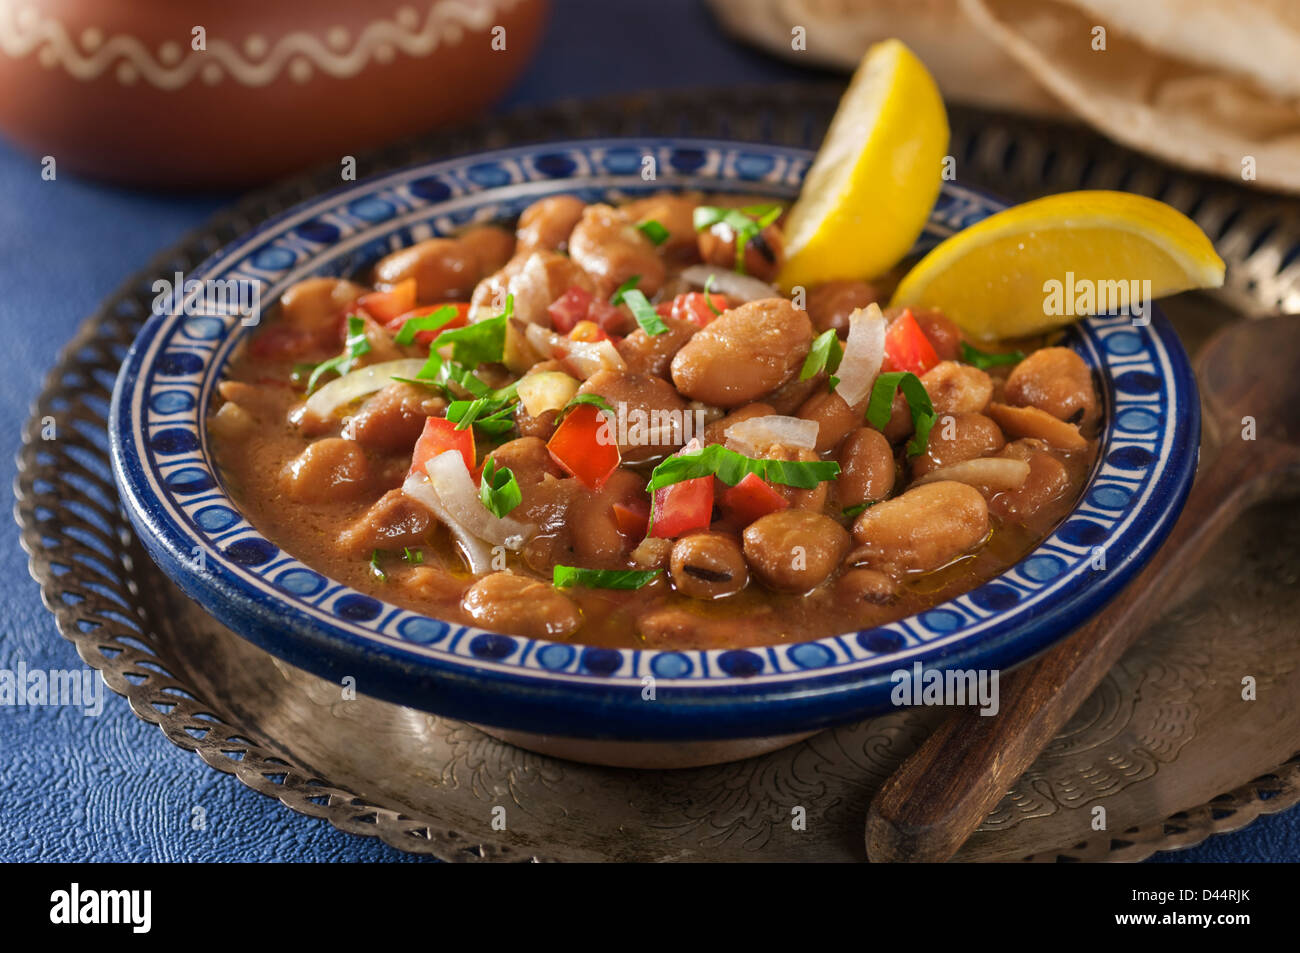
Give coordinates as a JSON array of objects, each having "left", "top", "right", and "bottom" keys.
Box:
[{"left": 209, "top": 193, "right": 1100, "bottom": 650}]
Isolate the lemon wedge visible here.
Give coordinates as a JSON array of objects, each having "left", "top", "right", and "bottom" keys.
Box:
[
  {"left": 890, "top": 190, "right": 1226, "bottom": 341},
  {"left": 777, "top": 39, "right": 949, "bottom": 292}
]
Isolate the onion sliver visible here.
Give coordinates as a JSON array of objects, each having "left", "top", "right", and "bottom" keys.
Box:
[
  {"left": 303, "top": 359, "right": 427, "bottom": 418},
  {"left": 834, "top": 304, "right": 886, "bottom": 408},
  {"left": 913, "top": 457, "right": 1031, "bottom": 491},
  {"left": 680, "top": 265, "right": 776, "bottom": 303},
  {"left": 725, "top": 415, "right": 819, "bottom": 453},
  {"left": 524, "top": 321, "right": 625, "bottom": 379},
  {"left": 401, "top": 472, "right": 495, "bottom": 574},
  {"left": 423, "top": 450, "right": 533, "bottom": 548}
]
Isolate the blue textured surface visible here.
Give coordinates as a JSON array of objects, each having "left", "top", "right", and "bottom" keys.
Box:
[{"left": 1, "top": 0, "right": 1295, "bottom": 862}]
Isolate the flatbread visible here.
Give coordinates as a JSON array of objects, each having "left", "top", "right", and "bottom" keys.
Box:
[
  {"left": 961, "top": 0, "right": 1300, "bottom": 192},
  {"left": 704, "top": 0, "right": 1062, "bottom": 113}
]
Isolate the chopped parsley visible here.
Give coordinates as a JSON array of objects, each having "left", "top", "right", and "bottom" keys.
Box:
[
  {"left": 307, "top": 314, "right": 371, "bottom": 394},
  {"left": 703, "top": 274, "right": 724, "bottom": 316},
  {"left": 609, "top": 275, "right": 641, "bottom": 305},
  {"left": 391, "top": 305, "right": 459, "bottom": 346},
  {"left": 402, "top": 547, "right": 424, "bottom": 564},
  {"left": 557, "top": 392, "right": 615, "bottom": 422},
  {"left": 621, "top": 289, "right": 667, "bottom": 336},
  {"left": 636, "top": 220, "right": 670, "bottom": 246},
  {"left": 692, "top": 203, "right": 783, "bottom": 274},
  {"left": 368, "top": 549, "right": 387, "bottom": 582},
  {"left": 646, "top": 443, "right": 839, "bottom": 492},
  {"left": 447, "top": 396, "right": 517, "bottom": 435},
  {"left": 478, "top": 458, "right": 522, "bottom": 518},
  {"left": 865, "top": 371, "right": 935, "bottom": 457},
  {"left": 552, "top": 566, "right": 662, "bottom": 590},
  {"left": 960, "top": 340, "right": 1025, "bottom": 370},
  {"left": 800, "top": 329, "right": 844, "bottom": 382}
]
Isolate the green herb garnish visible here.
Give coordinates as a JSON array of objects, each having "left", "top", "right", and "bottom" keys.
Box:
[
  {"left": 307, "top": 314, "right": 372, "bottom": 394},
  {"left": 392, "top": 305, "right": 459, "bottom": 346},
  {"left": 801, "top": 329, "right": 844, "bottom": 382},
  {"left": 557, "top": 392, "right": 615, "bottom": 422},
  {"left": 842, "top": 502, "right": 876, "bottom": 520},
  {"left": 447, "top": 396, "right": 517, "bottom": 435},
  {"left": 552, "top": 566, "right": 662, "bottom": 590},
  {"left": 702, "top": 274, "right": 724, "bottom": 316},
  {"left": 621, "top": 289, "right": 667, "bottom": 336},
  {"left": 866, "top": 371, "right": 935, "bottom": 457},
  {"left": 403, "top": 547, "right": 423, "bottom": 564},
  {"left": 959, "top": 340, "right": 1025, "bottom": 370},
  {"left": 609, "top": 275, "right": 641, "bottom": 305},
  {"left": 646, "top": 443, "right": 839, "bottom": 492},
  {"left": 479, "top": 459, "right": 522, "bottom": 518},
  {"left": 369, "top": 549, "right": 387, "bottom": 582},
  {"left": 692, "top": 203, "right": 783, "bottom": 273},
  {"left": 636, "top": 220, "right": 670, "bottom": 246}
]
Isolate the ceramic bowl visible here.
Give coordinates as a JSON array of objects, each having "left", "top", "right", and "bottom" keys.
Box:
[{"left": 109, "top": 138, "right": 1199, "bottom": 767}]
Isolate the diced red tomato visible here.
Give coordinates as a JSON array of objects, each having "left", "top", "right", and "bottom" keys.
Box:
[
  {"left": 882, "top": 308, "right": 940, "bottom": 376},
  {"left": 719, "top": 472, "right": 790, "bottom": 526},
  {"left": 649, "top": 476, "right": 714, "bottom": 539},
  {"left": 546, "top": 403, "right": 620, "bottom": 490},
  {"left": 569, "top": 320, "right": 611, "bottom": 343},
  {"left": 356, "top": 278, "right": 418, "bottom": 324},
  {"left": 547, "top": 286, "right": 594, "bottom": 333},
  {"left": 665, "top": 291, "right": 728, "bottom": 328},
  {"left": 612, "top": 501, "right": 650, "bottom": 538},
  {"left": 588, "top": 298, "right": 632, "bottom": 336},
  {"left": 409, "top": 416, "right": 476, "bottom": 478},
  {"left": 385, "top": 302, "right": 470, "bottom": 346}
]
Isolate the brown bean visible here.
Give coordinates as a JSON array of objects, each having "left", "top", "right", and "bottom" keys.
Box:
[
  {"left": 336, "top": 487, "right": 435, "bottom": 556},
  {"left": 569, "top": 203, "right": 666, "bottom": 299},
  {"left": 567, "top": 469, "right": 647, "bottom": 564},
  {"left": 279, "top": 277, "right": 364, "bottom": 333},
  {"left": 458, "top": 224, "right": 515, "bottom": 276},
  {"left": 670, "top": 298, "right": 813, "bottom": 408},
  {"left": 698, "top": 222, "right": 784, "bottom": 282},
  {"left": 806, "top": 280, "right": 881, "bottom": 335},
  {"left": 461, "top": 572, "right": 580, "bottom": 639},
  {"left": 579, "top": 368, "right": 690, "bottom": 462},
  {"left": 516, "top": 195, "right": 586, "bottom": 256},
  {"left": 743, "top": 511, "right": 849, "bottom": 592},
  {"left": 764, "top": 446, "right": 829, "bottom": 511},
  {"left": 836, "top": 427, "right": 896, "bottom": 507},
  {"left": 474, "top": 250, "right": 594, "bottom": 326},
  {"left": 616, "top": 313, "right": 698, "bottom": 378},
  {"left": 883, "top": 389, "right": 915, "bottom": 444},
  {"left": 837, "top": 568, "right": 898, "bottom": 605},
  {"left": 991, "top": 440, "right": 1072, "bottom": 523},
  {"left": 704, "top": 402, "right": 776, "bottom": 445},
  {"left": 1004, "top": 347, "right": 1098, "bottom": 424},
  {"left": 797, "top": 390, "right": 864, "bottom": 453},
  {"left": 483, "top": 436, "right": 564, "bottom": 488},
  {"left": 851, "top": 481, "right": 989, "bottom": 576},
  {"left": 280, "top": 438, "right": 373, "bottom": 503},
  {"left": 886, "top": 307, "right": 964, "bottom": 362},
  {"left": 621, "top": 193, "right": 703, "bottom": 260},
  {"left": 911, "top": 412, "right": 1004, "bottom": 478},
  {"left": 920, "top": 361, "right": 993, "bottom": 415},
  {"left": 515, "top": 405, "right": 559, "bottom": 441},
  {"left": 670, "top": 532, "right": 749, "bottom": 599},
  {"left": 373, "top": 238, "right": 479, "bottom": 303},
  {"left": 986, "top": 402, "right": 1087, "bottom": 451},
  {"left": 342, "top": 382, "right": 445, "bottom": 453}
]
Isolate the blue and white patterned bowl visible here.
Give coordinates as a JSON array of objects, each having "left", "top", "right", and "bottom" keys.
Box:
[{"left": 109, "top": 138, "right": 1199, "bottom": 745}]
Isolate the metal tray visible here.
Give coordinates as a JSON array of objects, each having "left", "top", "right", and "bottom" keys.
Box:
[{"left": 16, "top": 86, "right": 1300, "bottom": 861}]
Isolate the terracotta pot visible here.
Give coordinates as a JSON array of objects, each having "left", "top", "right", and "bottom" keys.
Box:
[{"left": 0, "top": 0, "right": 548, "bottom": 188}]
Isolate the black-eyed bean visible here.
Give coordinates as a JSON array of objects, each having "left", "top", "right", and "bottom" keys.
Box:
[
  {"left": 911, "top": 412, "right": 1004, "bottom": 478},
  {"left": 805, "top": 281, "right": 881, "bottom": 335},
  {"left": 568, "top": 203, "right": 666, "bottom": 299},
  {"left": 1004, "top": 347, "right": 1098, "bottom": 424},
  {"left": 836, "top": 427, "right": 896, "bottom": 507},
  {"left": 670, "top": 532, "right": 749, "bottom": 599}
]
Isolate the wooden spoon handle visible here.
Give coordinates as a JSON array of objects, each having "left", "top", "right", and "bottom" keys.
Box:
[{"left": 865, "top": 444, "right": 1270, "bottom": 863}]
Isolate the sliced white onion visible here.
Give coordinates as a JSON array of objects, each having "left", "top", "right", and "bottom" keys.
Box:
[
  {"left": 423, "top": 450, "right": 533, "bottom": 547},
  {"left": 400, "top": 472, "right": 495, "bottom": 574},
  {"left": 725, "top": 415, "right": 819, "bottom": 454},
  {"left": 680, "top": 265, "right": 775, "bottom": 303},
  {"left": 913, "top": 457, "right": 1031, "bottom": 491},
  {"left": 302, "top": 358, "right": 427, "bottom": 419},
  {"left": 524, "top": 321, "right": 626, "bottom": 379},
  {"left": 834, "top": 303, "right": 887, "bottom": 408}
]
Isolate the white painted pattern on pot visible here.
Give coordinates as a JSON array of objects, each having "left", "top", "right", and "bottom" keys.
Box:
[{"left": 0, "top": 0, "right": 521, "bottom": 89}]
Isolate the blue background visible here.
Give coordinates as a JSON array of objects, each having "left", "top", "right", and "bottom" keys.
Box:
[{"left": 1, "top": 0, "right": 1295, "bottom": 862}]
